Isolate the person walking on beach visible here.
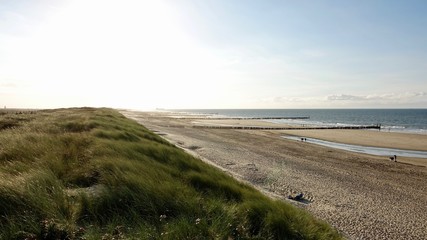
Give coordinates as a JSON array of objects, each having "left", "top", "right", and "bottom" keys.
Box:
[{"left": 390, "top": 155, "right": 397, "bottom": 162}]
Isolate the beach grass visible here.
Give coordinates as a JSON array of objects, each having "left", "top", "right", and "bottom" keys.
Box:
[{"left": 0, "top": 107, "right": 342, "bottom": 239}]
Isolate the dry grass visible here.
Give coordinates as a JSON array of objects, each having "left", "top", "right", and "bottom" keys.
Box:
[{"left": 0, "top": 108, "right": 342, "bottom": 239}]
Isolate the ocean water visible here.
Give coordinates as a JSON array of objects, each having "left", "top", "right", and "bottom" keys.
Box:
[{"left": 173, "top": 109, "right": 427, "bottom": 134}]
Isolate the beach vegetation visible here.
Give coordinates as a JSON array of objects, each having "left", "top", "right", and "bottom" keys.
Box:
[{"left": 0, "top": 108, "right": 342, "bottom": 239}]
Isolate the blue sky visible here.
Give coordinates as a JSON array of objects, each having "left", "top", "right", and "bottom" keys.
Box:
[{"left": 1, "top": 0, "right": 426, "bottom": 109}]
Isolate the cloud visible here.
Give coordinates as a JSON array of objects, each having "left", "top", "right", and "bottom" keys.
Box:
[
  {"left": 254, "top": 96, "right": 328, "bottom": 108},
  {"left": 327, "top": 94, "right": 366, "bottom": 101},
  {"left": 255, "top": 92, "right": 427, "bottom": 108},
  {"left": 273, "top": 96, "right": 305, "bottom": 103},
  {"left": 0, "top": 82, "right": 17, "bottom": 88},
  {"left": 0, "top": 81, "right": 19, "bottom": 94},
  {"left": 327, "top": 92, "right": 427, "bottom": 102},
  {"left": 413, "top": 92, "right": 427, "bottom": 97}
]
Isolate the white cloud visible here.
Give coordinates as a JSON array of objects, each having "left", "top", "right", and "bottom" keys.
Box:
[
  {"left": 252, "top": 92, "right": 427, "bottom": 108},
  {"left": 327, "top": 92, "right": 427, "bottom": 102},
  {"left": 0, "top": 82, "right": 16, "bottom": 88},
  {"left": 327, "top": 94, "right": 366, "bottom": 101},
  {"left": 252, "top": 95, "right": 327, "bottom": 108}
]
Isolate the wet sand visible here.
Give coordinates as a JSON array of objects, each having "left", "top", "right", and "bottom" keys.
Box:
[
  {"left": 279, "top": 129, "right": 427, "bottom": 152},
  {"left": 196, "top": 119, "right": 427, "bottom": 150},
  {"left": 195, "top": 119, "right": 427, "bottom": 167},
  {"left": 122, "top": 111, "right": 427, "bottom": 240}
]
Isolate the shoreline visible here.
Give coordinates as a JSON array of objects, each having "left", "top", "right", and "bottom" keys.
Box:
[
  {"left": 123, "top": 110, "right": 427, "bottom": 239},
  {"left": 163, "top": 109, "right": 427, "bottom": 136},
  {"left": 283, "top": 135, "right": 427, "bottom": 163},
  {"left": 194, "top": 118, "right": 427, "bottom": 151}
]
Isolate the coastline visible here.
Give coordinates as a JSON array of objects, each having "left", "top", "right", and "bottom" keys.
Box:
[
  {"left": 278, "top": 129, "right": 427, "bottom": 151},
  {"left": 123, "top": 110, "right": 427, "bottom": 239},
  {"left": 171, "top": 108, "right": 427, "bottom": 135},
  {"left": 191, "top": 118, "right": 427, "bottom": 167}
]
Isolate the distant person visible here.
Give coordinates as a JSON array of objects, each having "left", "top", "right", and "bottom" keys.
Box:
[
  {"left": 294, "top": 193, "right": 304, "bottom": 200},
  {"left": 288, "top": 193, "right": 304, "bottom": 201}
]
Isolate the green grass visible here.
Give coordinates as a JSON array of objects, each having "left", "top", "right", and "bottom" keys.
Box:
[{"left": 0, "top": 108, "right": 342, "bottom": 239}]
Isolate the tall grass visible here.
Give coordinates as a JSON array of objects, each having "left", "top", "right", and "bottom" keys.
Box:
[{"left": 0, "top": 108, "right": 342, "bottom": 239}]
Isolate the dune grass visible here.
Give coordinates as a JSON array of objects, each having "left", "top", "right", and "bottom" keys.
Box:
[{"left": 0, "top": 108, "right": 342, "bottom": 239}]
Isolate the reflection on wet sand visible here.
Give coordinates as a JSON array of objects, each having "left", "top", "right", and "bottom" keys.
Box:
[{"left": 283, "top": 136, "right": 427, "bottom": 159}]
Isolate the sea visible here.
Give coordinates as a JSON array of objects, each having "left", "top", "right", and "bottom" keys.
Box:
[{"left": 172, "top": 109, "right": 427, "bottom": 135}]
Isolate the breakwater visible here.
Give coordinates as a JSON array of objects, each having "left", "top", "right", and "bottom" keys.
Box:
[
  {"left": 179, "top": 117, "right": 310, "bottom": 120},
  {"left": 192, "top": 124, "right": 381, "bottom": 130}
]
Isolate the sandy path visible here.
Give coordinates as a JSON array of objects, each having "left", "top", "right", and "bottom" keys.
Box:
[{"left": 123, "top": 111, "right": 427, "bottom": 240}]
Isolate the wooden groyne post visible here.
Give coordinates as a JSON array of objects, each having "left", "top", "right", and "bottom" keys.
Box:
[
  {"left": 192, "top": 124, "right": 381, "bottom": 131},
  {"left": 177, "top": 116, "right": 310, "bottom": 120}
]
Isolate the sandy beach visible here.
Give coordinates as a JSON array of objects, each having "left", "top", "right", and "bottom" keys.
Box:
[
  {"left": 123, "top": 111, "right": 427, "bottom": 240},
  {"left": 195, "top": 118, "right": 427, "bottom": 167}
]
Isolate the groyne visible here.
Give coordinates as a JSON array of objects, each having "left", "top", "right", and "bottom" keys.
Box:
[
  {"left": 192, "top": 124, "right": 381, "bottom": 130},
  {"left": 178, "top": 116, "right": 310, "bottom": 120}
]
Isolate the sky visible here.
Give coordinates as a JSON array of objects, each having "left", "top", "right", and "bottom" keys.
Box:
[{"left": 1, "top": 0, "right": 426, "bottom": 109}]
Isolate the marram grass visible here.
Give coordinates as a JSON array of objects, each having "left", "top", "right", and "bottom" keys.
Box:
[{"left": 0, "top": 108, "right": 342, "bottom": 239}]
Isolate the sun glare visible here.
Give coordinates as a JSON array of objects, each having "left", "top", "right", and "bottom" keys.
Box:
[{"left": 8, "top": 0, "right": 224, "bottom": 109}]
